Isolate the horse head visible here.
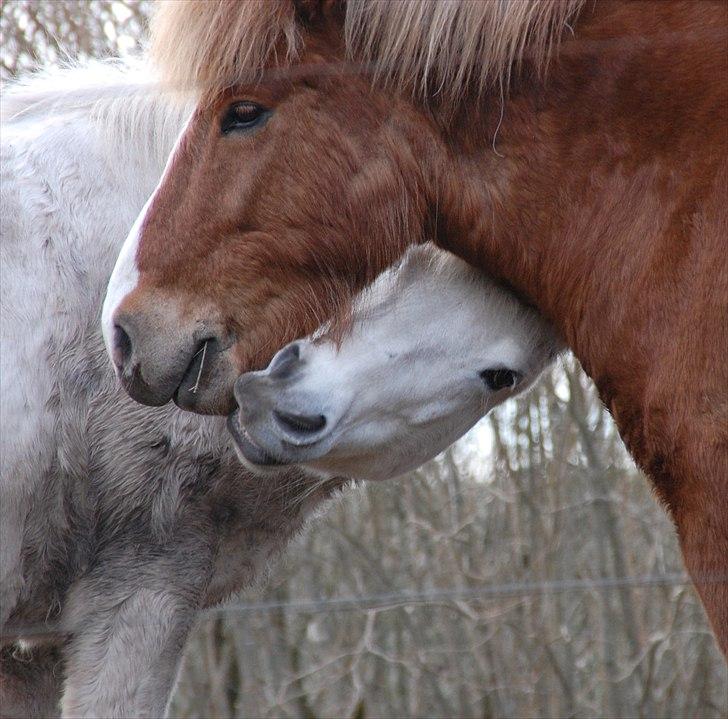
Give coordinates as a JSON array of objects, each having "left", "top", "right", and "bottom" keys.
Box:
[
  {"left": 228, "top": 244, "right": 560, "bottom": 480},
  {"left": 101, "top": 0, "right": 578, "bottom": 414}
]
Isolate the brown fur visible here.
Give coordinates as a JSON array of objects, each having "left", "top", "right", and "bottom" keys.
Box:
[{"left": 122, "top": 0, "right": 728, "bottom": 655}]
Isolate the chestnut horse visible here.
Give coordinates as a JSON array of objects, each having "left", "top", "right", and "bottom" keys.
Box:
[{"left": 103, "top": 1, "right": 728, "bottom": 653}]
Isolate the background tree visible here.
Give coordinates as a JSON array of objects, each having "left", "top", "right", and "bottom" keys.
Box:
[{"left": 1, "top": 0, "right": 149, "bottom": 78}]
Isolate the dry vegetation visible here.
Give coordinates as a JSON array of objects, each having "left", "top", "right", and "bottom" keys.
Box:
[
  {"left": 2, "top": 2, "right": 725, "bottom": 716},
  {"left": 174, "top": 363, "right": 725, "bottom": 718},
  {"left": 1, "top": 0, "right": 149, "bottom": 78}
]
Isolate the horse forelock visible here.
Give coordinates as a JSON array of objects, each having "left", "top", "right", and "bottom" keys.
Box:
[
  {"left": 150, "top": 0, "right": 302, "bottom": 91},
  {"left": 150, "top": 0, "right": 584, "bottom": 99}
]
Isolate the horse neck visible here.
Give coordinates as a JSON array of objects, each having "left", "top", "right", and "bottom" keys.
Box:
[
  {"left": 433, "top": 0, "right": 727, "bottom": 500},
  {"left": 4, "top": 62, "right": 189, "bottom": 214}
]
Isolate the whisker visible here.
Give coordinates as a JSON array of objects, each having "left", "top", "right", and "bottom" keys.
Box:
[{"left": 189, "top": 340, "right": 208, "bottom": 394}]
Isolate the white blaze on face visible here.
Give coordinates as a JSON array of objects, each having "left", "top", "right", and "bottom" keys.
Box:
[
  {"left": 101, "top": 195, "right": 147, "bottom": 362},
  {"left": 101, "top": 116, "right": 192, "bottom": 367}
]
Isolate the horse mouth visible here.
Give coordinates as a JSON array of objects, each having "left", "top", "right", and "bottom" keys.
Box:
[
  {"left": 173, "top": 339, "right": 237, "bottom": 415},
  {"left": 226, "top": 411, "right": 286, "bottom": 467}
]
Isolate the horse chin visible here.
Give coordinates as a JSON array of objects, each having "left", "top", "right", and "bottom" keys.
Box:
[
  {"left": 226, "top": 411, "right": 289, "bottom": 469},
  {"left": 173, "top": 372, "right": 237, "bottom": 415},
  {"left": 173, "top": 384, "right": 236, "bottom": 415}
]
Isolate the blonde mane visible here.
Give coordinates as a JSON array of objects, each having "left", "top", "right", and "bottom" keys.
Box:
[{"left": 151, "top": 0, "right": 584, "bottom": 99}]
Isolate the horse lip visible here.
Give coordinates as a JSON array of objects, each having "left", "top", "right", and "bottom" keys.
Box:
[
  {"left": 173, "top": 341, "right": 211, "bottom": 407},
  {"left": 227, "top": 411, "right": 287, "bottom": 467},
  {"left": 275, "top": 425, "right": 330, "bottom": 448},
  {"left": 121, "top": 340, "right": 217, "bottom": 411},
  {"left": 120, "top": 363, "right": 174, "bottom": 407}
]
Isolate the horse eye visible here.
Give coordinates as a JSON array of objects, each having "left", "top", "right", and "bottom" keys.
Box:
[
  {"left": 221, "top": 101, "right": 268, "bottom": 134},
  {"left": 479, "top": 368, "right": 521, "bottom": 392}
]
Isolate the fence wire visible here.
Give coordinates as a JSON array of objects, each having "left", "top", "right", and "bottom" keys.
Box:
[
  {"left": 209, "top": 572, "right": 710, "bottom": 616},
  {"left": 3, "top": 572, "right": 723, "bottom": 643}
]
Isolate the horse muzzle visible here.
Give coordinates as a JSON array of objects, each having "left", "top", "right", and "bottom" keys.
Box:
[
  {"left": 110, "top": 308, "right": 238, "bottom": 415},
  {"left": 228, "top": 342, "right": 337, "bottom": 468}
]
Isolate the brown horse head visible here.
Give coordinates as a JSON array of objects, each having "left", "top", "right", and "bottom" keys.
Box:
[{"left": 102, "top": 0, "right": 581, "bottom": 414}]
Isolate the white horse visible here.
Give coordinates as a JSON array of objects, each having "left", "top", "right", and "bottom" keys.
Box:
[
  {"left": 1, "top": 60, "right": 557, "bottom": 718},
  {"left": 230, "top": 246, "right": 560, "bottom": 480}
]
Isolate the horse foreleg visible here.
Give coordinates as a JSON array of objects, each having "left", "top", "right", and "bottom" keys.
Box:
[
  {"left": 59, "top": 542, "right": 211, "bottom": 718},
  {"left": 0, "top": 643, "right": 63, "bottom": 719}
]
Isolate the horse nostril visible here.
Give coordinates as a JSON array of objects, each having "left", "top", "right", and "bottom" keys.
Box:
[
  {"left": 268, "top": 342, "right": 302, "bottom": 380},
  {"left": 273, "top": 409, "right": 327, "bottom": 436},
  {"left": 112, "top": 322, "right": 133, "bottom": 370}
]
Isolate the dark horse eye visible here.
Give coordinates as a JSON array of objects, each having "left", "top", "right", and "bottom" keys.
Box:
[
  {"left": 221, "top": 101, "right": 268, "bottom": 134},
  {"left": 479, "top": 368, "right": 521, "bottom": 392}
]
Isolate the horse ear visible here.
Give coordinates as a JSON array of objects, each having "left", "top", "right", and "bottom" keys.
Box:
[{"left": 292, "top": 0, "right": 340, "bottom": 25}]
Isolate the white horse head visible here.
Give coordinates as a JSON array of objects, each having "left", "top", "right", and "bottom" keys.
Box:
[{"left": 229, "top": 244, "right": 562, "bottom": 480}]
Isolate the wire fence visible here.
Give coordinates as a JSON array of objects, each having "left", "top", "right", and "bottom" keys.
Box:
[
  {"left": 208, "top": 573, "right": 717, "bottom": 615},
  {"left": 3, "top": 571, "right": 723, "bottom": 642}
]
